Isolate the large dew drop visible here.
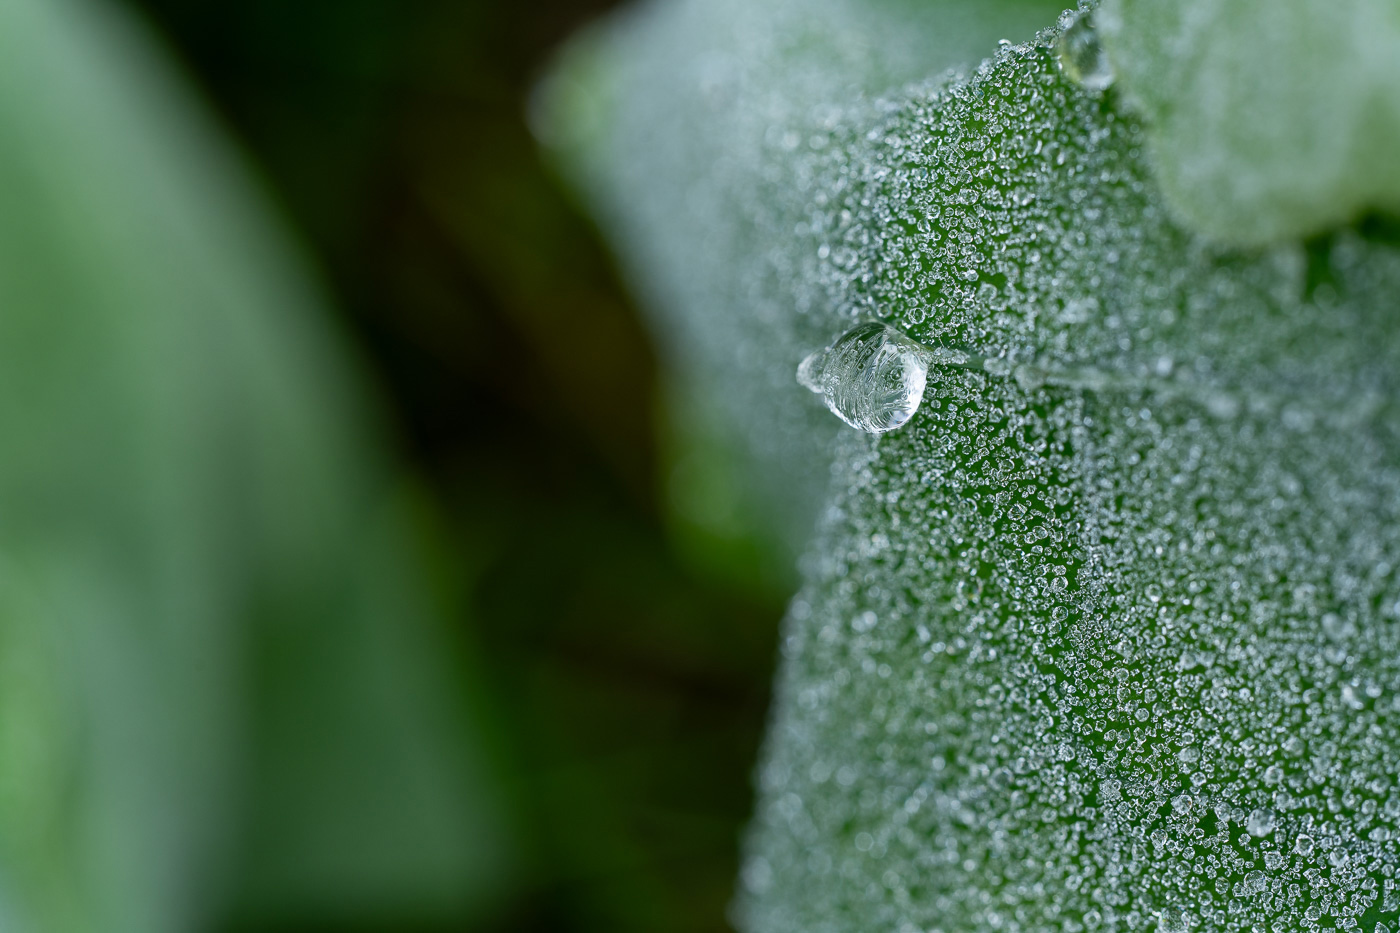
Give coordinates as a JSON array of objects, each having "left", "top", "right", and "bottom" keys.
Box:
[
  {"left": 797, "top": 322, "right": 929, "bottom": 434},
  {"left": 1056, "top": 10, "right": 1114, "bottom": 92}
]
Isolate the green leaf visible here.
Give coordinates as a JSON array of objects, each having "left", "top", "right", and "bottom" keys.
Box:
[
  {"left": 538, "top": 0, "right": 1069, "bottom": 560},
  {"left": 550, "top": 1, "right": 1400, "bottom": 930},
  {"left": 1098, "top": 0, "right": 1400, "bottom": 246},
  {"left": 0, "top": 0, "right": 509, "bottom": 929}
]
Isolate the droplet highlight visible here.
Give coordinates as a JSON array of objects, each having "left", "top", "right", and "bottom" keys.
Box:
[
  {"left": 798, "top": 322, "right": 929, "bottom": 434},
  {"left": 1057, "top": 10, "right": 1114, "bottom": 92}
]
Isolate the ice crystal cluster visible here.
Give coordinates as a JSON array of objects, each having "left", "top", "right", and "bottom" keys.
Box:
[{"left": 546, "top": 0, "right": 1400, "bottom": 931}]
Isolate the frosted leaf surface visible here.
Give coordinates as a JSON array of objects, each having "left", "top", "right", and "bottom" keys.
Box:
[
  {"left": 737, "top": 24, "right": 1400, "bottom": 933},
  {"left": 548, "top": 0, "right": 1400, "bottom": 931},
  {"left": 540, "top": 0, "right": 1067, "bottom": 552},
  {"left": 1098, "top": 0, "right": 1400, "bottom": 245}
]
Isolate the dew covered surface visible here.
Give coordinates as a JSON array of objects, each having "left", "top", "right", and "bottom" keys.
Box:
[
  {"left": 740, "top": 33, "right": 1400, "bottom": 933},
  {"left": 550, "top": 0, "right": 1069, "bottom": 552},
  {"left": 555, "top": 1, "right": 1400, "bottom": 931}
]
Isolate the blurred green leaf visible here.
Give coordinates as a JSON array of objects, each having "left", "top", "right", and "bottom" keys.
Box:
[
  {"left": 1099, "top": 0, "right": 1400, "bottom": 246},
  {"left": 0, "top": 0, "right": 509, "bottom": 929}
]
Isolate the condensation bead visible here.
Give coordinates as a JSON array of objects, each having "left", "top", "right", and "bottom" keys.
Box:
[
  {"left": 1056, "top": 8, "right": 1114, "bottom": 91},
  {"left": 797, "top": 322, "right": 930, "bottom": 433}
]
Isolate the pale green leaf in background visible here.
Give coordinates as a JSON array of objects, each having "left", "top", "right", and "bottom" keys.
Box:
[{"left": 1098, "top": 0, "right": 1400, "bottom": 246}]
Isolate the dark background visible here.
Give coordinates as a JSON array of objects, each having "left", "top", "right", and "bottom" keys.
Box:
[{"left": 119, "top": 1, "right": 786, "bottom": 930}]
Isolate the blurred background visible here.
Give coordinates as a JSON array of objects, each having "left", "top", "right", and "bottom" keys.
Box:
[
  {"left": 0, "top": 0, "right": 790, "bottom": 930},
  {"left": 122, "top": 0, "right": 792, "bottom": 929}
]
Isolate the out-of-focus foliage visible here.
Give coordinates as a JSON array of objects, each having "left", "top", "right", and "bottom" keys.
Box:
[
  {"left": 1099, "top": 0, "right": 1400, "bottom": 246},
  {"left": 549, "top": 0, "right": 1400, "bottom": 931},
  {"left": 0, "top": 0, "right": 509, "bottom": 929},
  {"left": 116, "top": 0, "right": 791, "bottom": 929}
]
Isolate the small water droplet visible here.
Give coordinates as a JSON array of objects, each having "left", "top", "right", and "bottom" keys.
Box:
[
  {"left": 797, "top": 322, "right": 930, "bottom": 434},
  {"left": 1157, "top": 908, "right": 1188, "bottom": 933},
  {"left": 1057, "top": 10, "right": 1114, "bottom": 92},
  {"left": 1322, "top": 612, "right": 1357, "bottom": 640},
  {"left": 1012, "top": 363, "right": 1046, "bottom": 391}
]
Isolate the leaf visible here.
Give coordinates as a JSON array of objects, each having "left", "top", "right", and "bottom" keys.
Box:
[
  {"left": 538, "top": 0, "right": 1070, "bottom": 559},
  {"left": 0, "top": 0, "right": 509, "bottom": 929},
  {"left": 550, "top": 0, "right": 1400, "bottom": 930},
  {"left": 1098, "top": 0, "right": 1400, "bottom": 246}
]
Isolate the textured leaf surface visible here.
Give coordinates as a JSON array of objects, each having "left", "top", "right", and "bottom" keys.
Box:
[
  {"left": 552, "top": 1, "right": 1400, "bottom": 931},
  {"left": 540, "top": 0, "right": 1068, "bottom": 557},
  {"left": 1098, "top": 0, "right": 1400, "bottom": 245},
  {"left": 0, "top": 0, "right": 506, "bottom": 929}
]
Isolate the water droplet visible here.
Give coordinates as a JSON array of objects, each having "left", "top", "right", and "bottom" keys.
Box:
[
  {"left": 1322, "top": 612, "right": 1357, "bottom": 640},
  {"left": 1294, "top": 833, "right": 1315, "bottom": 856},
  {"left": 797, "top": 322, "right": 929, "bottom": 434},
  {"left": 1056, "top": 10, "right": 1114, "bottom": 92},
  {"left": 1247, "top": 807, "right": 1276, "bottom": 837},
  {"left": 1012, "top": 363, "right": 1046, "bottom": 391},
  {"left": 1157, "top": 908, "right": 1188, "bottom": 933}
]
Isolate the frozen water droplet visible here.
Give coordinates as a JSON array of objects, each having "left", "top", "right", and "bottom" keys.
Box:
[
  {"left": 1294, "top": 833, "right": 1315, "bottom": 856},
  {"left": 1322, "top": 612, "right": 1357, "bottom": 640},
  {"left": 1247, "top": 807, "right": 1276, "bottom": 837},
  {"left": 797, "top": 322, "right": 929, "bottom": 434},
  {"left": 1012, "top": 363, "right": 1046, "bottom": 391},
  {"left": 1057, "top": 10, "right": 1114, "bottom": 92},
  {"left": 1157, "top": 908, "right": 1188, "bottom": 933}
]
